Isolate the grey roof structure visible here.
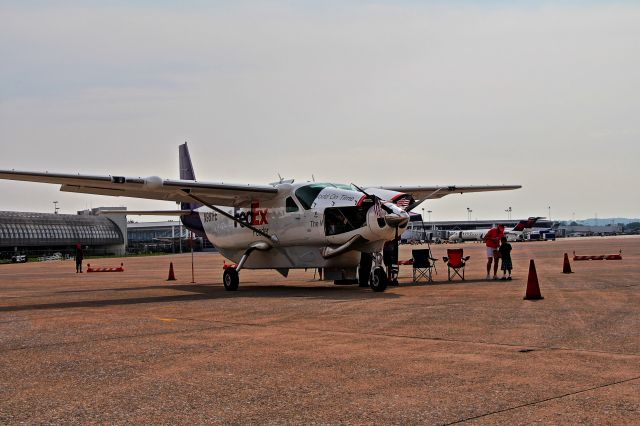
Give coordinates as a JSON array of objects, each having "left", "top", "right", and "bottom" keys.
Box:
[{"left": 0, "top": 211, "right": 123, "bottom": 248}]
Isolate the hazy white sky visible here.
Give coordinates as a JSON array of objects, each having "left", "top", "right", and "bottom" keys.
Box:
[{"left": 1, "top": 0, "right": 638, "bottom": 221}]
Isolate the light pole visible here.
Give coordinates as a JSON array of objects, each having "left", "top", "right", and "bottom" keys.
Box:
[
  {"left": 53, "top": 201, "right": 59, "bottom": 214},
  {"left": 548, "top": 206, "right": 551, "bottom": 221},
  {"left": 427, "top": 210, "right": 432, "bottom": 223},
  {"left": 421, "top": 208, "right": 426, "bottom": 240},
  {"left": 466, "top": 207, "right": 472, "bottom": 221}
]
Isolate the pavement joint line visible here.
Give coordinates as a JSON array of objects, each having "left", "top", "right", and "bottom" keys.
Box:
[
  {"left": 0, "top": 323, "right": 234, "bottom": 354},
  {"left": 443, "top": 375, "right": 640, "bottom": 425},
  {"left": 3, "top": 314, "right": 639, "bottom": 359},
  {"left": 0, "top": 308, "right": 108, "bottom": 324},
  {"left": 176, "top": 317, "right": 640, "bottom": 358}
]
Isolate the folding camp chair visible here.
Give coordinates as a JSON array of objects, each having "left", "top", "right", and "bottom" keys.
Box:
[
  {"left": 443, "top": 248, "right": 470, "bottom": 281},
  {"left": 412, "top": 249, "right": 437, "bottom": 283}
]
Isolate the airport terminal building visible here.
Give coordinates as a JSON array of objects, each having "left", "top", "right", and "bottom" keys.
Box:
[
  {"left": 0, "top": 208, "right": 127, "bottom": 258},
  {"left": 127, "top": 220, "right": 210, "bottom": 253},
  {"left": 0, "top": 208, "right": 211, "bottom": 260}
]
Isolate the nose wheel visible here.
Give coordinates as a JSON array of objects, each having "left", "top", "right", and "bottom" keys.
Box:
[
  {"left": 370, "top": 267, "right": 388, "bottom": 292},
  {"left": 369, "top": 252, "right": 388, "bottom": 292},
  {"left": 223, "top": 268, "right": 239, "bottom": 291}
]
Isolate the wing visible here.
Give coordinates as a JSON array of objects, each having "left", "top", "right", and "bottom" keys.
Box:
[
  {"left": 0, "top": 169, "right": 279, "bottom": 207},
  {"left": 371, "top": 185, "right": 521, "bottom": 202}
]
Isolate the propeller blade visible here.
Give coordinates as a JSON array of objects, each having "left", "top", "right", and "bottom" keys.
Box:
[{"left": 352, "top": 183, "right": 393, "bottom": 213}]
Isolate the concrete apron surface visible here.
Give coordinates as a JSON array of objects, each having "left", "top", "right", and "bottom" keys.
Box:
[{"left": 1, "top": 236, "right": 639, "bottom": 424}]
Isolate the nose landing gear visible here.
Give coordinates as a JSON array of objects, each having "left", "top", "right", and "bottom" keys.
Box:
[{"left": 369, "top": 252, "right": 388, "bottom": 292}]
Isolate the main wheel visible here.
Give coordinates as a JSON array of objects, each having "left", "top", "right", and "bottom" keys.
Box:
[
  {"left": 223, "top": 268, "right": 239, "bottom": 291},
  {"left": 370, "top": 267, "right": 388, "bottom": 292}
]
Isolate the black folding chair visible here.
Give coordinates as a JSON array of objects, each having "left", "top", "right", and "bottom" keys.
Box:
[{"left": 412, "top": 249, "right": 437, "bottom": 283}]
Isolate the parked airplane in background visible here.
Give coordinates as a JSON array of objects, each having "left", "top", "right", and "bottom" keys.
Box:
[
  {"left": 0, "top": 143, "right": 521, "bottom": 292},
  {"left": 447, "top": 217, "right": 541, "bottom": 243}
]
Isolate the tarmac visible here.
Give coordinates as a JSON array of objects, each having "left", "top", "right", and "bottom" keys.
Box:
[{"left": 1, "top": 236, "right": 639, "bottom": 424}]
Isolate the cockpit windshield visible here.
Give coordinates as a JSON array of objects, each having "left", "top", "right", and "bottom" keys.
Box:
[{"left": 294, "top": 183, "right": 357, "bottom": 210}]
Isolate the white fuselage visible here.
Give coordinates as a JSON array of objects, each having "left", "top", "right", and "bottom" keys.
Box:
[
  {"left": 448, "top": 229, "right": 524, "bottom": 243},
  {"left": 193, "top": 182, "right": 408, "bottom": 269},
  {"left": 447, "top": 229, "right": 488, "bottom": 242}
]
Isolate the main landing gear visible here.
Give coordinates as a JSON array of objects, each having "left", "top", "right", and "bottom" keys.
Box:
[
  {"left": 223, "top": 268, "right": 239, "bottom": 291},
  {"left": 223, "top": 246, "right": 259, "bottom": 291}
]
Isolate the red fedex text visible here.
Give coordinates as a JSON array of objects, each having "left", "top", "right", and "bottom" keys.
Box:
[{"left": 233, "top": 202, "right": 268, "bottom": 227}]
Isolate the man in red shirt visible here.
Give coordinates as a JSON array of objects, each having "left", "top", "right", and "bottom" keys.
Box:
[{"left": 483, "top": 224, "right": 505, "bottom": 280}]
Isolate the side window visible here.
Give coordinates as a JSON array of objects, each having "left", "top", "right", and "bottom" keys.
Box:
[
  {"left": 295, "top": 184, "right": 328, "bottom": 209},
  {"left": 286, "top": 197, "right": 299, "bottom": 213}
]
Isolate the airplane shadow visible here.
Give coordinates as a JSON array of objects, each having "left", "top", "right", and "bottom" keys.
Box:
[
  {"left": 0, "top": 283, "right": 400, "bottom": 313},
  {"left": 397, "top": 278, "right": 498, "bottom": 287},
  {"left": 420, "top": 278, "right": 507, "bottom": 285}
]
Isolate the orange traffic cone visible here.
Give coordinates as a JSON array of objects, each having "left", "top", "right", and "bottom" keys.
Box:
[
  {"left": 524, "top": 259, "right": 543, "bottom": 300},
  {"left": 167, "top": 262, "right": 176, "bottom": 281},
  {"left": 562, "top": 253, "right": 573, "bottom": 274}
]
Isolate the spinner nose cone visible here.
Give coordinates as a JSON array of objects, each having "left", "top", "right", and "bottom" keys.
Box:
[{"left": 384, "top": 212, "right": 410, "bottom": 228}]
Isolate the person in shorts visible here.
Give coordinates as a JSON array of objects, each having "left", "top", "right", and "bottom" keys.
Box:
[
  {"left": 483, "top": 224, "right": 505, "bottom": 280},
  {"left": 498, "top": 236, "right": 513, "bottom": 280}
]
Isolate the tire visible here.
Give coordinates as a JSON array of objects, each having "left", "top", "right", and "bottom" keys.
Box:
[
  {"left": 370, "top": 267, "right": 388, "bottom": 292},
  {"left": 358, "top": 253, "right": 373, "bottom": 287},
  {"left": 223, "top": 268, "right": 239, "bottom": 291}
]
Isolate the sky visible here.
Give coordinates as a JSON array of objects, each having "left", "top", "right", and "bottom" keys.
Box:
[{"left": 1, "top": 0, "right": 638, "bottom": 222}]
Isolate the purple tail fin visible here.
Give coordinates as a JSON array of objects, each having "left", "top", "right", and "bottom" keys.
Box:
[
  {"left": 179, "top": 143, "right": 201, "bottom": 211},
  {"left": 179, "top": 142, "right": 196, "bottom": 181}
]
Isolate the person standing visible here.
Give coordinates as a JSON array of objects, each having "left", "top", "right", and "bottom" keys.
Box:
[
  {"left": 483, "top": 224, "right": 505, "bottom": 280},
  {"left": 498, "top": 236, "right": 513, "bottom": 280},
  {"left": 75, "top": 243, "right": 84, "bottom": 273}
]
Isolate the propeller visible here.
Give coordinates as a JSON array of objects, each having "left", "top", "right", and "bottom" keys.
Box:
[
  {"left": 351, "top": 183, "right": 393, "bottom": 214},
  {"left": 352, "top": 183, "right": 409, "bottom": 229}
]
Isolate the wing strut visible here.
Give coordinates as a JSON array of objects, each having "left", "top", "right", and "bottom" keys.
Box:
[{"left": 181, "top": 190, "right": 279, "bottom": 243}]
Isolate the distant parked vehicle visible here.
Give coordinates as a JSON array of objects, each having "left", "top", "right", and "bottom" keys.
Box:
[
  {"left": 38, "top": 252, "right": 63, "bottom": 262},
  {"left": 11, "top": 255, "right": 27, "bottom": 263}
]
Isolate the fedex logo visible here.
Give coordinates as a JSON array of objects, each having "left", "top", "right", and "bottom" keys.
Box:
[{"left": 233, "top": 202, "right": 269, "bottom": 228}]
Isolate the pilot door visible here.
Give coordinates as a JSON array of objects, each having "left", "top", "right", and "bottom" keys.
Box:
[{"left": 278, "top": 196, "right": 309, "bottom": 244}]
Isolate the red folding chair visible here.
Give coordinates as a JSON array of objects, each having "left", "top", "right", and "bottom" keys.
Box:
[{"left": 443, "top": 248, "right": 470, "bottom": 281}]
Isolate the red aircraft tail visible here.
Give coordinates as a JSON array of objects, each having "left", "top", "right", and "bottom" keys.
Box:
[{"left": 511, "top": 216, "right": 541, "bottom": 232}]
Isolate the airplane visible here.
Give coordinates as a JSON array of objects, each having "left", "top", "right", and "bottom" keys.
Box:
[
  {"left": 0, "top": 143, "right": 521, "bottom": 292},
  {"left": 447, "top": 217, "right": 541, "bottom": 243}
]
